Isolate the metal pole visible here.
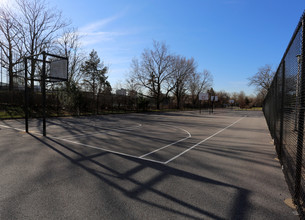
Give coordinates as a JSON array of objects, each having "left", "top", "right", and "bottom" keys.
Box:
[
  {"left": 42, "top": 52, "right": 46, "bottom": 136},
  {"left": 295, "top": 55, "right": 301, "bottom": 130},
  {"left": 279, "top": 61, "right": 285, "bottom": 161},
  {"left": 1, "top": 46, "right": 2, "bottom": 88},
  {"left": 294, "top": 18, "right": 305, "bottom": 205},
  {"left": 24, "top": 58, "right": 29, "bottom": 133},
  {"left": 273, "top": 77, "right": 277, "bottom": 140}
]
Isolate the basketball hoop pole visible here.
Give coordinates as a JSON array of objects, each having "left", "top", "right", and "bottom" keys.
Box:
[{"left": 23, "top": 51, "right": 68, "bottom": 136}]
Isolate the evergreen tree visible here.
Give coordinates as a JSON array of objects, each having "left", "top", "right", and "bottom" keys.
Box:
[
  {"left": 80, "top": 49, "right": 111, "bottom": 113},
  {"left": 81, "top": 50, "right": 110, "bottom": 94}
]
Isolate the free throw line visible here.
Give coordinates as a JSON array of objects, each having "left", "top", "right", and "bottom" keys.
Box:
[
  {"left": 48, "top": 135, "right": 167, "bottom": 164},
  {"left": 0, "top": 123, "right": 165, "bottom": 164}
]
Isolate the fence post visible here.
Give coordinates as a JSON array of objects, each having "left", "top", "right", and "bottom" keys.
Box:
[
  {"left": 279, "top": 61, "right": 285, "bottom": 161},
  {"left": 294, "top": 17, "right": 305, "bottom": 205}
]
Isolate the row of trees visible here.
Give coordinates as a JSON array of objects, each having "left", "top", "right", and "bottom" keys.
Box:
[
  {"left": 127, "top": 41, "right": 213, "bottom": 109},
  {"left": 126, "top": 41, "right": 274, "bottom": 110}
]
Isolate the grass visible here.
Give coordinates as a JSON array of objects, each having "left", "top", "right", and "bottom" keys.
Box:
[
  {"left": 237, "top": 107, "right": 262, "bottom": 111},
  {"left": 0, "top": 106, "right": 25, "bottom": 119},
  {"left": 0, "top": 111, "right": 24, "bottom": 119}
]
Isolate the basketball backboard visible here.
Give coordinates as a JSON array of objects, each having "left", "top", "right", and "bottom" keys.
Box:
[
  {"left": 199, "top": 93, "right": 209, "bottom": 101},
  {"left": 49, "top": 59, "right": 68, "bottom": 81}
]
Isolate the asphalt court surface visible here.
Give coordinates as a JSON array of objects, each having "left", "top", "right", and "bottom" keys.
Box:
[
  {"left": 0, "top": 110, "right": 298, "bottom": 219},
  {"left": 0, "top": 110, "right": 248, "bottom": 164}
]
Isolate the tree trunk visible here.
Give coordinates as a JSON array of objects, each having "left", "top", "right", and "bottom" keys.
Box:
[
  {"left": 176, "top": 91, "right": 180, "bottom": 109},
  {"left": 8, "top": 64, "right": 13, "bottom": 91},
  {"left": 156, "top": 84, "right": 161, "bottom": 110},
  {"left": 96, "top": 93, "right": 99, "bottom": 115},
  {"left": 192, "top": 94, "right": 196, "bottom": 108},
  {"left": 30, "top": 60, "right": 35, "bottom": 93},
  {"left": 157, "top": 101, "right": 160, "bottom": 110}
]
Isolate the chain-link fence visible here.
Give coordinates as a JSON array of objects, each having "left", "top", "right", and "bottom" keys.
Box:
[
  {"left": 263, "top": 11, "right": 305, "bottom": 217},
  {"left": 0, "top": 84, "right": 181, "bottom": 119}
]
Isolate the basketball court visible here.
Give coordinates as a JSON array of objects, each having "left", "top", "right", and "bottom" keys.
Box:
[{"left": 0, "top": 110, "right": 298, "bottom": 219}]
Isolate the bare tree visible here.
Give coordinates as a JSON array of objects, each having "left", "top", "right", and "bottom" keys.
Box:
[
  {"left": 248, "top": 64, "right": 275, "bottom": 97},
  {"left": 55, "top": 28, "right": 84, "bottom": 86},
  {"left": 51, "top": 28, "right": 84, "bottom": 114},
  {"left": 17, "top": 0, "right": 68, "bottom": 91},
  {"left": 216, "top": 90, "right": 230, "bottom": 107},
  {"left": 126, "top": 77, "right": 140, "bottom": 94},
  {"left": 254, "top": 92, "right": 265, "bottom": 107},
  {"left": 169, "top": 56, "right": 196, "bottom": 109},
  {"left": 237, "top": 91, "right": 246, "bottom": 108},
  {"left": 129, "top": 41, "right": 175, "bottom": 109},
  {"left": 0, "top": 5, "right": 24, "bottom": 90},
  {"left": 188, "top": 69, "right": 213, "bottom": 107}
]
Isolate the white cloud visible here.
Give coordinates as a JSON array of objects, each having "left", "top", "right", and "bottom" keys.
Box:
[
  {"left": 78, "top": 12, "right": 128, "bottom": 46},
  {"left": 79, "top": 31, "right": 127, "bottom": 46},
  {"left": 79, "top": 15, "right": 120, "bottom": 33}
]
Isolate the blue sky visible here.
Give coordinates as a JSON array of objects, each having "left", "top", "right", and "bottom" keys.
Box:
[{"left": 19, "top": 0, "right": 305, "bottom": 95}]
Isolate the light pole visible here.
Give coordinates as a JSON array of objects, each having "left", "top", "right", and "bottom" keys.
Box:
[
  {"left": 0, "top": 44, "right": 2, "bottom": 88},
  {"left": 0, "top": 49, "right": 2, "bottom": 88},
  {"left": 295, "top": 54, "right": 302, "bottom": 131}
]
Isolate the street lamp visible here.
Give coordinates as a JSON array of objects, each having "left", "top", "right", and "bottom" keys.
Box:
[
  {"left": 297, "top": 54, "right": 302, "bottom": 64},
  {"left": 0, "top": 43, "right": 2, "bottom": 88},
  {"left": 0, "top": 49, "right": 2, "bottom": 88},
  {"left": 295, "top": 54, "right": 302, "bottom": 131}
]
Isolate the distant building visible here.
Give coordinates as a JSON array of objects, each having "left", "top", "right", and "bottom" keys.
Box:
[
  {"left": 128, "top": 89, "right": 137, "bottom": 97},
  {"left": 116, "top": 89, "right": 127, "bottom": 96}
]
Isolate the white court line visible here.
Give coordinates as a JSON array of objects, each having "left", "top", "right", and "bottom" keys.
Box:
[
  {"left": 139, "top": 127, "right": 191, "bottom": 158},
  {"left": 0, "top": 123, "right": 165, "bottom": 164},
  {"left": 49, "top": 135, "right": 166, "bottom": 164},
  {"left": 164, "top": 116, "right": 245, "bottom": 164},
  {"left": 0, "top": 124, "right": 44, "bottom": 137},
  {"left": 50, "top": 123, "right": 191, "bottom": 164},
  {"left": 59, "top": 123, "right": 142, "bottom": 139},
  {"left": 0, "top": 122, "right": 165, "bottom": 164},
  {"left": 0, "top": 124, "right": 25, "bottom": 132}
]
